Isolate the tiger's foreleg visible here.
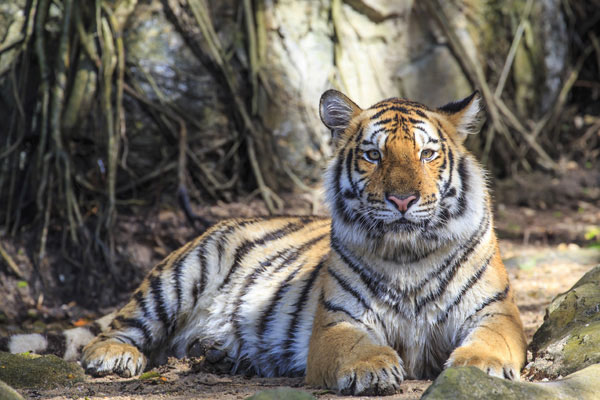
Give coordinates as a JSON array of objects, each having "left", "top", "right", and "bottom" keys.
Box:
[
  {"left": 82, "top": 240, "right": 201, "bottom": 377},
  {"left": 305, "top": 299, "right": 404, "bottom": 395},
  {"left": 446, "top": 287, "right": 527, "bottom": 380}
]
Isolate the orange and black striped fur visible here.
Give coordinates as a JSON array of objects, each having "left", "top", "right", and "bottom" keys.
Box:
[{"left": 3, "top": 90, "right": 526, "bottom": 395}]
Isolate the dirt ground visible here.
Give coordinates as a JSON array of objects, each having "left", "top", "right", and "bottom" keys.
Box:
[{"left": 2, "top": 173, "right": 600, "bottom": 400}]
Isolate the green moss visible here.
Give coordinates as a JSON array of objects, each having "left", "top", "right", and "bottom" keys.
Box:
[
  {"left": 0, "top": 352, "right": 85, "bottom": 389},
  {"left": 531, "top": 266, "right": 600, "bottom": 353},
  {"left": 561, "top": 322, "right": 600, "bottom": 376},
  {"left": 138, "top": 370, "right": 161, "bottom": 380}
]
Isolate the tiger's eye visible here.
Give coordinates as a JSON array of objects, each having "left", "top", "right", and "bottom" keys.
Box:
[
  {"left": 365, "top": 149, "right": 381, "bottom": 162},
  {"left": 421, "top": 149, "right": 435, "bottom": 161}
]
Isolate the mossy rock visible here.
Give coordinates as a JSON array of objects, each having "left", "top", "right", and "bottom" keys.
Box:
[
  {"left": 246, "top": 388, "right": 316, "bottom": 400},
  {"left": 528, "top": 265, "right": 600, "bottom": 378},
  {"left": 0, "top": 380, "right": 24, "bottom": 400},
  {"left": 0, "top": 352, "right": 85, "bottom": 389},
  {"left": 421, "top": 365, "right": 600, "bottom": 400}
]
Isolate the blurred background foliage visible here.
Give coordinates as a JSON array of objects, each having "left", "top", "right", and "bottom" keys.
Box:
[{"left": 0, "top": 0, "right": 599, "bottom": 308}]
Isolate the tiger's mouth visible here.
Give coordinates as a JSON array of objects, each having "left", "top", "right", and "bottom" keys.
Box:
[{"left": 379, "top": 215, "right": 430, "bottom": 234}]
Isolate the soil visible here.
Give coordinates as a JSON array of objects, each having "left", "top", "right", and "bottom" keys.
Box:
[{"left": 1, "top": 172, "right": 599, "bottom": 399}]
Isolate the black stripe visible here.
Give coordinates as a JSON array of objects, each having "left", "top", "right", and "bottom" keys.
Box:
[
  {"left": 441, "top": 145, "right": 455, "bottom": 197},
  {"left": 435, "top": 252, "right": 494, "bottom": 324},
  {"left": 333, "top": 153, "right": 357, "bottom": 227},
  {"left": 407, "top": 209, "right": 489, "bottom": 292},
  {"left": 149, "top": 270, "right": 171, "bottom": 332},
  {"left": 232, "top": 232, "right": 327, "bottom": 349},
  {"left": 320, "top": 295, "right": 363, "bottom": 324},
  {"left": 464, "top": 284, "right": 510, "bottom": 324},
  {"left": 282, "top": 257, "right": 327, "bottom": 358},
  {"left": 372, "top": 118, "right": 393, "bottom": 127},
  {"left": 368, "top": 127, "right": 387, "bottom": 142},
  {"left": 113, "top": 316, "right": 152, "bottom": 345},
  {"left": 213, "top": 219, "right": 260, "bottom": 264},
  {"left": 414, "top": 109, "right": 427, "bottom": 118},
  {"left": 255, "top": 234, "right": 328, "bottom": 337},
  {"left": 193, "top": 241, "right": 209, "bottom": 306},
  {"left": 438, "top": 141, "right": 447, "bottom": 171},
  {"left": 453, "top": 157, "right": 469, "bottom": 217},
  {"left": 353, "top": 126, "right": 365, "bottom": 143},
  {"left": 173, "top": 258, "right": 186, "bottom": 314},
  {"left": 345, "top": 147, "right": 360, "bottom": 197},
  {"left": 370, "top": 106, "right": 409, "bottom": 120},
  {"left": 413, "top": 212, "right": 490, "bottom": 311},
  {"left": 133, "top": 290, "right": 152, "bottom": 320},
  {"left": 330, "top": 234, "right": 409, "bottom": 318},
  {"left": 219, "top": 222, "right": 304, "bottom": 289},
  {"left": 256, "top": 264, "right": 304, "bottom": 337},
  {"left": 327, "top": 268, "right": 372, "bottom": 311}
]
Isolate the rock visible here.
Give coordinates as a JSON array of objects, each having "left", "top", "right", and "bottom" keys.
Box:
[
  {"left": 0, "top": 0, "right": 27, "bottom": 77},
  {"left": 421, "top": 364, "right": 600, "bottom": 400},
  {"left": 0, "top": 352, "right": 85, "bottom": 389},
  {"left": 246, "top": 388, "right": 316, "bottom": 400},
  {"left": 0, "top": 380, "right": 24, "bottom": 400},
  {"left": 528, "top": 265, "right": 600, "bottom": 379}
]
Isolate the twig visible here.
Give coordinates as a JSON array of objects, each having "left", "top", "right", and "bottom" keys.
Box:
[
  {"left": 50, "top": 0, "right": 79, "bottom": 243},
  {"left": 99, "top": 9, "right": 118, "bottom": 236},
  {"left": 34, "top": 0, "right": 51, "bottom": 212},
  {"left": 518, "top": 44, "right": 593, "bottom": 162},
  {"left": 282, "top": 163, "right": 320, "bottom": 215},
  {"left": 75, "top": 1, "right": 101, "bottom": 68},
  {"left": 494, "top": 0, "right": 534, "bottom": 98},
  {"left": 422, "top": 0, "right": 556, "bottom": 171},
  {"left": 0, "top": 241, "right": 24, "bottom": 279},
  {"left": 0, "top": 36, "right": 24, "bottom": 56},
  {"left": 187, "top": 0, "right": 277, "bottom": 213},
  {"left": 116, "top": 161, "right": 177, "bottom": 194},
  {"left": 420, "top": 0, "right": 517, "bottom": 149},
  {"left": 243, "top": 0, "right": 259, "bottom": 115}
]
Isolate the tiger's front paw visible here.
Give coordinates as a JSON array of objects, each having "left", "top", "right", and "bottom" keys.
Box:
[
  {"left": 336, "top": 346, "right": 404, "bottom": 396},
  {"left": 81, "top": 340, "right": 147, "bottom": 378},
  {"left": 447, "top": 345, "right": 519, "bottom": 380}
]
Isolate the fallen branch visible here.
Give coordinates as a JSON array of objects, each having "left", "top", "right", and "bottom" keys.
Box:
[{"left": 0, "top": 241, "right": 24, "bottom": 279}]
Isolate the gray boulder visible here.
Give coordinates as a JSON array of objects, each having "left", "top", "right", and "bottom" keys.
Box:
[
  {"left": 421, "top": 364, "right": 600, "bottom": 400},
  {"left": 527, "top": 265, "right": 600, "bottom": 379}
]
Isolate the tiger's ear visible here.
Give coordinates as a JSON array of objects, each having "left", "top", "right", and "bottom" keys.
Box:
[
  {"left": 319, "top": 89, "right": 362, "bottom": 138},
  {"left": 438, "top": 91, "right": 486, "bottom": 140}
]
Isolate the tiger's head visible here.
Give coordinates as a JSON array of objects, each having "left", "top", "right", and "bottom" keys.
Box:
[{"left": 320, "top": 90, "right": 488, "bottom": 255}]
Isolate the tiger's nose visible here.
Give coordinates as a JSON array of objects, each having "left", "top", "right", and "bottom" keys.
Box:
[{"left": 387, "top": 193, "right": 419, "bottom": 213}]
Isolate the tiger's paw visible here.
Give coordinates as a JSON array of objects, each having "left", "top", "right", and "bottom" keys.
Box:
[
  {"left": 335, "top": 347, "right": 404, "bottom": 396},
  {"left": 446, "top": 345, "right": 519, "bottom": 380},
  {"left": 81, "top": 340, "right": 147, "bottom": 378}
]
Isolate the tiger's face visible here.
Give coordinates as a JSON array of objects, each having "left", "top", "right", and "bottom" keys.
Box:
[{"left": 320, "top": 90, "right": 485, "bottom": 245}]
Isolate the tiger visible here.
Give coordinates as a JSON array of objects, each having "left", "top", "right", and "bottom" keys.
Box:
[{"left": 2, "top": 89, "right": 527, "bottom": 395}]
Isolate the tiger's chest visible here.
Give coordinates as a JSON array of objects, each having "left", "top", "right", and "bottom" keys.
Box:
[{"left": 354, "top": 248, "right": 492, "bottom": 379}]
